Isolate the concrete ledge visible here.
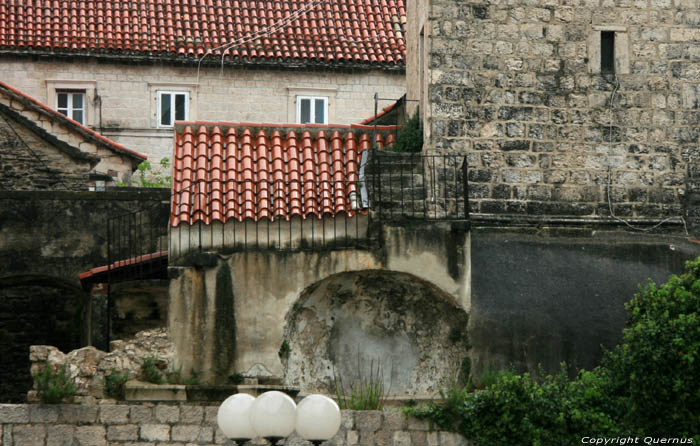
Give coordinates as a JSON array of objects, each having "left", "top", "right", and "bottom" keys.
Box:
[{"left": 124, "top": 381, "right": 187, "bottom": 402}]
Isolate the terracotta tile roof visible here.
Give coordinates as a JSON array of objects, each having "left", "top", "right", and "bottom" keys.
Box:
[
  {"left": 0, "top": 0, "right": 406, "bottom": 67},
  {"left": 360, "top": 100, "right": 399, "bottom": 125},
  {"left": 78, "top": 251, "right": 168, "bottom": 284},
  {"left": 171, "top": 122, "right": 397, "bottom": 226},
  {"left": 0, "top": 80, "right": 147, "bottom": 161}
]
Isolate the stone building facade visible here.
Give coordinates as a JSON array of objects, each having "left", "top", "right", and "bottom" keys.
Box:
[
  {"left": 0, "top": 60, "right": 406, "bottom": 164},
  {"left": 408, "top": 0, "right": 700, "bottom": 228}
]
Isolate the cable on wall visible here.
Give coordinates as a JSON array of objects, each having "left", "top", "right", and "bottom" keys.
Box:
[{"left": 605, "top": 74, "right": 688, "bottom": 234}]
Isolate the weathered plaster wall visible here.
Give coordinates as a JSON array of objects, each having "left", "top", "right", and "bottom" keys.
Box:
[
  {"left": 0, "top": 58, "right": 406, "bottom": 163},
  {"left": 282, "top": 270, "right": 470, "bottom": 396},
  {"left": 469, "top": 227, "right": 700, "bottom": 381},
  {"left": 0, "top": 189, "right": 170, "bottom": 403},
  {"left": 168, "top": 222, "right": 471, "bottom": 389},
  {"left": 0, "top": 404, "right": 472, "bottom": 446},
  {"left": 410, "top": 0, "right": 700, "bottom": 224}
]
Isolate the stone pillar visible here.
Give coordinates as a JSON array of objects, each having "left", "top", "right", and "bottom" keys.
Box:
[{"left": 88, "top": 283, "right": 109, "bottom": 351}]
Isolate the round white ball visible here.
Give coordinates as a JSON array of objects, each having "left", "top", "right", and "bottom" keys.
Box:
[
  {"left": 249, "top": 391, "right": 297, "bottom": 438},
  {"left": 295, "top": 394, "right": 341, "bottom": 440},
  {"left": 217, "top": 393, "right": 256, "bottom": 440}
]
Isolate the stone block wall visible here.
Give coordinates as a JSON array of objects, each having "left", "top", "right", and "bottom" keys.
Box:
[
  {"left": 0, "top": 108, "right": 94, "bottom": 191},
  {"left": 416, "top": 0, "right": 700, "bottom": 223},
  {"left": 0, "top": 404, "right": 471, "bottom": 446}
]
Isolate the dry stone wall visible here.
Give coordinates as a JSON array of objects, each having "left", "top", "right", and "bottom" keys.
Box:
[
  {"left": 0, "top": 404, "right": 471, "bottom": 446},
  {"left": 423, "top": 0, "right": 700, "bottom": 223}
]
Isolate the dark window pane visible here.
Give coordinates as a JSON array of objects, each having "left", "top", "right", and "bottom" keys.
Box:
[
  {"left": 314, "top": 99, "right": 325, "bottom": 124},
  {"left": 57, "top": 93, "right": 68, "bottom": 108},
  {"left": 72, "top": 93, "right": 83, "bottom": 109},
  {"left": 175, "top": 94, "right": 186, "bottom": 121},
  {"left": 72, "top": 110, "right": 83, "bottom": 124},
  {"left": 160, "top": 94, "right": 172, "bottom": 126},
  {"left": 300, "top": 98, "right": 311, "bottom": 123},
  {"left": 601, "top": 31, "right": 615, "bottom": 74},
  {"left": 57, "top": 109, "right": 68, "bottom": 117}
]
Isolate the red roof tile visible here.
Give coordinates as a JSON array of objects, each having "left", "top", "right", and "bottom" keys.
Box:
[
  {"left": 0, "top": 0, "right": 406, "bottom": 67},
  {"left": 0, "top": 80, "right": 147, "bottom": 161},
  {"left": 171, "top": 122, "right": 397, "bottom": 226},
  {"left": 78, "top": 250, "right": 168, "bottom": 282}
]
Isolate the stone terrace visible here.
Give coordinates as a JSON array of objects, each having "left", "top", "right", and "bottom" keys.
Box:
[{"left": 0, "top": 404, "right": 472, "bottom": 446}]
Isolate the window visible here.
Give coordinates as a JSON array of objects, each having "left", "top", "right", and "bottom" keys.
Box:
[
  {"left": 601, "top": 31, "right": 615, "bottom": 74},
  {"left": 56, "top": 91, "right": 85, "bottom": 124},
  {"left": 157, "top": 91, "right": 189, "bottom": 127},
  {"left": 296, "top": 96, "right": 328, "bottom": 124}
]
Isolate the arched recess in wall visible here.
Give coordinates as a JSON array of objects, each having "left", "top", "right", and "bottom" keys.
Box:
[
  {"left": 280, "top": 269, "right": 471, "bottom": 397},
  {"left": 0, "top": 274, "right": 87, "bottom": 403}
]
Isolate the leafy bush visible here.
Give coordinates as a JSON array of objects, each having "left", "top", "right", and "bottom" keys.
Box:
[
  {"left": 164, "top": 366, "right": 200, "bottom": 385},
  {"left": 119, "top": 157, "right": 172, "bottom": 188},
  {"left": 390, "top": 111, "right": 423, "bottom": 153},
  {"left": 600, "top": 257, "right": 700, "bottom": 438},
  {"left": 406, "top": 256, "right": 700, "bottom": 444},
  {"left": 33, "top": 362, "right": 77, "bottom": 404},
  {"left": 141, "top": 356, "right": 165, "bottom": 384},
  {"left": 104, "top": 369, "right": 130, "bottom": 399}
]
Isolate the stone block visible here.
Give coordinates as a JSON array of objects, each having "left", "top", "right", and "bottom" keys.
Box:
[
  {"left": 107, "top": 424, "right": 139, "bottom": 441},
  {"left": 58, "top": 404, "right": 98, "bottom": 424},
  {"left": 407, "top": 417, "right": 430, "bottom": 431},
  {"left": 394, "top": 431, "right": 412, "bottom": 446},
  {"left": 355, "top": 411, "right": 382, "bottom": 432},
  {"left": 0, "top": 405, "right": 29, "bottom": 423},
  {"left": 172, "top": 425, "right": 214, "bottom": 442},
  {"left": 411, "top": 431, "right": 428, "bottom": 446},
  {"left": 341, "top": 410, "right": 355, "bottom": 430},
  {"left": 47, "top": 424, "right": 75, "bottom": 446},
  {"left": 99, "top": 405, "right": 130, "bottom": 424},
  {"left": 29, "top": 404, "right": 59, "bottom": 423},
  {"left": 12, "top": 424, "right": 46, "bottom": 445},
  {"left": 155, "top": 405, "right": 180, "bottom": 423},
  {"left": 75, "top": 426, "right": 106, "bottom": 445},
  {"left": 180, "top": 405, "right": 204, "bottom": 423},
  {"left": 130, "top": 405, "right": 154, "bottom": 423},
  {"left": 347, "top": 429, "right": 360, "bottom": 445},
  {"left": 140, "top": 423, "right": 170, "bottom": 441},
  {"left": 383, "top": 410, "right": 407, "bottom": 430},
  {"left": 204, "top": 405, "right": 219, "bottom": 425}
]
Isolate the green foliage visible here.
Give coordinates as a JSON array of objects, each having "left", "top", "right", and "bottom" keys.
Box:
[
  {"left": 33, "top": 362, "right": 77, "bottom": 404},
  {"left": 228, "top": 372, "right": 244, "bottom": 385},
  {"left": 141, "top": 356, "right": 165, "bottom": 384},
  {"left": 278, "top": 340, "right": 290, "bottom": 359},
  {"left": 119, "top": 157, "right": 172, "bottom": 188},
  {"left": 600, "top": 256, "right": 700, "bottom": 438},
  {"left": 406, "top": 257, "right": 700, "bottom": 445},
  {"left": 164, "top": 365, "right": 200, "bottom": 385},
  {"left": 184, "top": 369, "right": 201, "bottom": 386},
  {"left": 334, "top": 358, "right": 387, "bottom": 411},
  {"left": 104, "top": 369, "right": 130, "bottom": 400},
  {"left": 389, "top": 111, "right": 423, "bottom": 153}
]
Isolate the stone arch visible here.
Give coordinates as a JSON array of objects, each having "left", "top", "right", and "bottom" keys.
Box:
[
  {"left": 280, "top": 269, "right": 470, "bottom": 397},
  {"left": 0, "top": 274, "right": 87, "bottom": 402}
]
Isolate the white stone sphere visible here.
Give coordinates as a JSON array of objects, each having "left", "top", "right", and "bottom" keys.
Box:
[
  {"left": 217, "top": 393, "right": 256, "bottom": 440},
  {"left": 295, "top": 394, "right": 341, "bottom": 440}
]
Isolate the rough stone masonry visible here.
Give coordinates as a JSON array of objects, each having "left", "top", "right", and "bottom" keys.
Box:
[{"left": 411, "top": 0, "right": 700, "bottom": 227}]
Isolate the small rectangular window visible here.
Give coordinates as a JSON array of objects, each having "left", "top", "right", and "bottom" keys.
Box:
[
  {"left": 158, "top": 91, "right": 188, "bottom": 127},
  {"left": 56, "top": 91, "right": 86, "bottom": 124},
  {"left": 601, "top": 31, "right": 615, "bottom": 74},
  {"left": 296, "top": 96, "right": 328, "bottom": 124}
]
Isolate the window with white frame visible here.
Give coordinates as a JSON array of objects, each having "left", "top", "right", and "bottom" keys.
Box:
[
  {"left": 56, "top": 91, "right": 86, "bottom": 124},
  {"left": 296, "top": 96, "right": 328, "bottom": 124},
  {"left": 157, "top": 91, "right": 189, "bottom": 127}
]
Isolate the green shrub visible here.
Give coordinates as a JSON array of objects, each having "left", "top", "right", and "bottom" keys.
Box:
[
  {"left": 390, "top": 111, "right": 423, "bottom": 153},
  {"left": 600, "top": 257, "right": 700, "bottom": 437},
  {"left": 33, "top": 362, "right": 77, "bottom": 404},
  {"left": 119, "top": 157, "right": 172, "bottom": 187},
  {"left": 184, "top": 369, "right": 201, "bottom": 386},
  {"left": 406, "top": 256, "right": 700, "bottom": 445},
  {"left": 228, "top": 372, "right": 244, "bottom": 385},
  {"left": 141, "top": 356, "right": 165, "bottom": 384},
  {"left": 104, "top": 369, "right": 129, "bottom": 399}
]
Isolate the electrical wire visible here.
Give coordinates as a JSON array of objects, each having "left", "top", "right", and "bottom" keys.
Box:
[{"left": 605, "top": 74, "right": 688, "bottom": 234}]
